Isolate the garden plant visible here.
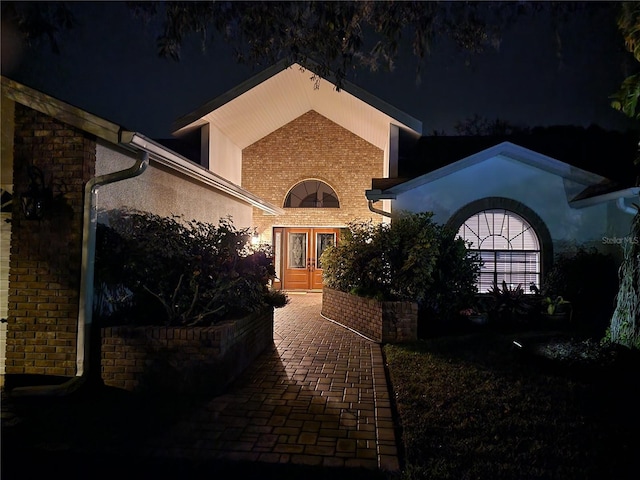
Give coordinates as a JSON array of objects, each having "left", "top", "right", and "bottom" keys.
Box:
[
  {"left": 321, "top": 211, "right": 480, "bottom": 336},
  {"left": 94, "top": 208, "right": 288, "bottom": 327}
]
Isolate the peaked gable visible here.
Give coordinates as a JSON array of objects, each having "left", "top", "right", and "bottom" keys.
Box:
[
  {"left": 387, "top": 142, "right": 606, "bottom": 196},
  {"left": 172, "top": 60, "right": 422, "bottom": 151}
]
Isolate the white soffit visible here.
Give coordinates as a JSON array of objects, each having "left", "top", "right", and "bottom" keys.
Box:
[{"left": 173, "top": 63, "right": 421, "bottom": 150}]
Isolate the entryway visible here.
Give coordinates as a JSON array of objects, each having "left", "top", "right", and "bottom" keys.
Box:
[{"left": 273, "top": 227, "right": 339, "bottom": 291}]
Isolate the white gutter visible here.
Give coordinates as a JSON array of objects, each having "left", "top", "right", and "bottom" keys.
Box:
[
  {"left": 122, "top": 132, "right": 284, "bottom": 216},
  {"left": 569, "top": 186, "right": 639, "bottom": 211},
  {"left": 11, "top": 149, "right": 149, "bottom": 397}
]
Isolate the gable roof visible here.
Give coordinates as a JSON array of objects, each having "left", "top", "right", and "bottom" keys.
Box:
[
  {"left": 400, "top": 126, "right": 638, "bottom": 185},
  {"left": 368, "top": 138, "right": 640, "bottom": 209},
  {"left": 383, "top": 141, "right": 607, "bottom": 197},
  {"left": 1, "top": 76, "right": 283, "bottom": 215},
  {"left": 172, "top": 59, "right": 422, "bottom": 150}
]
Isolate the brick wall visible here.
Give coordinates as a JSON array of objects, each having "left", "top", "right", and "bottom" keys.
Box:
[
  {"left": 101, "top": 309, "right": 274, "bottom": 394},
  {"left": 5, "top": 104, "right": 94, "bottom": 376},
  {"left": 321, "top": 287, "right": 417, "bottom": 343},
  {"left": 243, "top": 110, "right": 385, "bottom": 242}
]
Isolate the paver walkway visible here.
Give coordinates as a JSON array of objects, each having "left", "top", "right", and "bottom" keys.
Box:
[{"left": 142, "top": 292, "right": 400, "bottom": 472}]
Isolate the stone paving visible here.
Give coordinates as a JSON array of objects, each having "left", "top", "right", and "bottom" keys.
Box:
[{"left": 142, "top": 292, "right": 400, "bottom": 472}]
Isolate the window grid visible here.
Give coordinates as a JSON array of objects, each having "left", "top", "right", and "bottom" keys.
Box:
[
  {"left": 458, "top": 209, "right": 541, "bottom": 293},
  {"left": 284, "top": 180, "right": 339, "bottom": 208}
]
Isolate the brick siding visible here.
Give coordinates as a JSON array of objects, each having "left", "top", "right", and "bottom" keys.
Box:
[
  {"left": 243, "top": 110, "right": 385, "bottom": 242},
  {"left": 321, "top": 287, "right": 417, "bottom": 343},
  {"left": 101, "top": 309, "right": 274, "bottom": 394},
  {"left": 5, "top": 104, "right": 94, "bottom": 376}
]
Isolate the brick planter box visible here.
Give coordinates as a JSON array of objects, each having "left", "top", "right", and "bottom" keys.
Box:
[
  {"left": 100, "top": 308, "right": 274, "bottom": 395},
  {"left": 321, "top": 287, "right": 417, "bottom": 343}
]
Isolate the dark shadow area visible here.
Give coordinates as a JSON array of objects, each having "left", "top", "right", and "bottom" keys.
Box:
[
  {"left": 384, "top": 328, "right": 640, "bottom": 479},
  {"left": 1, "top": 450, "right": 389, "bottom": 480},
  {"left": 2, "top": 307, "right": 391, "bottom": 480}
]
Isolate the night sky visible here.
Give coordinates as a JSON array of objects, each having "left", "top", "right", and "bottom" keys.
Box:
[{"left": 2, "top": 1, "right": 639, "bottom": 139}]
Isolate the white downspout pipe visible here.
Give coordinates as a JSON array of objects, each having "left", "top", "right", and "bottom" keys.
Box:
[
  {"left": 617, "top": 196, "right": 639, "bottom": 215},
  {"left": 11, "top": 151, "right": 149, "bottom": 397}
]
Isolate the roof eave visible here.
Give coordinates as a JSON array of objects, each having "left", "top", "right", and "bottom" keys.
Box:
[
  {"left": 1, "top": 75, "right": 122, "bottom": 145},
  {"left": 569, "top": 186, "right": 640, "bottom": 208},
  {"left": 121, "top": 131, "right": 284, "bottom": 215}
]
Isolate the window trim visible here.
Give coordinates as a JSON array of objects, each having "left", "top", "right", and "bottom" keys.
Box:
[{"left": 283, "top": 179, "right": 340, "bottom": 208}]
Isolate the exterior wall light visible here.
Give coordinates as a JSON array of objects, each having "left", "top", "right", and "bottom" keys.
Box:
[{"left": 21, "top": 165, "right": 51, "bottom": 220}]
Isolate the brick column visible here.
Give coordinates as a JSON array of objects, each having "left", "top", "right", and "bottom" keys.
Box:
[{"left": 5, "top": 104, "right": 95, "bottom": 376}]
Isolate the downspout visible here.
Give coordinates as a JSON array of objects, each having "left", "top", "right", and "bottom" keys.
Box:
[
  {"left": 11, "top": 151, "right": 149, "bottom": 397},
  {"left": 368, "top": 199, "right": 393, "bottom": 218},
  {"left": 617, "top": 195, "right": 639, "bottom": 215}
]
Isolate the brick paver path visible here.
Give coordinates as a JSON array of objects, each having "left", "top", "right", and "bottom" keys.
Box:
[{"left": 144, "top": 292, "right": 400, "bottom": 472}]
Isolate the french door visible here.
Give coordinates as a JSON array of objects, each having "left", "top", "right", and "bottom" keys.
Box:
[{"left": 281, "top": 227, "right": 338, "bottom": 290}]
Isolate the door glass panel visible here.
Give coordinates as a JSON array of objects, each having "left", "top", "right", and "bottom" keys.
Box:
[
  {"left": 316, "top": 233, "right": 335, "bottom": 269},
  {"left": 288, "top": 232, "right": 307, "bottom": 269},
  {"left": 274, "top": 231, "right": 282, "bottom": 281}
]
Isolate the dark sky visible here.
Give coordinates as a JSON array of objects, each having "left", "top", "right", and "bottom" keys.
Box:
[{"left": 2, "top": 1, "right": 638, "bottom": 139}]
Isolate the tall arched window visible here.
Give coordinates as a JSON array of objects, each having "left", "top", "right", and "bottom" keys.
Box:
[
  {"left": 284, "top": 180, "right": 339, "bottom": 208},
  {"left": 457, "top": 209, "right": 541, "bottom": 293}
]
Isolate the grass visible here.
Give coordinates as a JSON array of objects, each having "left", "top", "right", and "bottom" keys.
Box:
[{"left": 383, "top": 324, "right": 640, "bottom": 480}]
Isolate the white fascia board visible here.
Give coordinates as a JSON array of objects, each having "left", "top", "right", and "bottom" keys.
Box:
[{"left": 120, "top": 131, "right": 284, "bottom": 215}]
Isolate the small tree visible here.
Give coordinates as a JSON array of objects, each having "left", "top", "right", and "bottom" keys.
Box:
[{"left": 608, "top": 1, "right": 640, "bottom": 349}]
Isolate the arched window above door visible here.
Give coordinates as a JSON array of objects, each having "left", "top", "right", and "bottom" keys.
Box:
[{"left": 284, "top": 180, "right": 339, "bottom": 208}]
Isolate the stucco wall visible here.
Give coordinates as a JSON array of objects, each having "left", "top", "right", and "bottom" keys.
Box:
[
  {"left": 242, "top": 110, "right": 385, "bottom": 242},
  {"left": 394, "top": 156, "right": 634, "bottom": 257},
  {"left": 208, "top": 124, "right": 243, "bottom": 185},
  {"left": 96, "top": 142, "right": 253, "bottom": 228}
]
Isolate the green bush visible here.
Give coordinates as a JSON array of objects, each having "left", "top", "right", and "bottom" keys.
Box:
[
  {"left": 321, "top": 211, "right": 480, "bottom": 329},
  {"left": 94, "top": 208, "right": 288, "bottom": 326},
  {"left": 542, "top": 247, "right": 619, "bottom": 335}
]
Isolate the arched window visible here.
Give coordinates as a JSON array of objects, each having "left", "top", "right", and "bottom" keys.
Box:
[
  {"left": 284, "top": 180, "right": 339, "bottom": 208},
  {"left": 457, "top": 209, "right": 541, "bottom": 293}
]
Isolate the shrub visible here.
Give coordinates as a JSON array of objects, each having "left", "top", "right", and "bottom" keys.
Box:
[
  {"left": 322, "top": 212, "right": 442, "bottom": 302},
  {"left": 321, "top": 211, "right": 480, "bottom": 332},
  {"left": 321, "top": 219, "right": 390, "bottom": 299},
  {"left": 542, "top": 247, "right": 619, "bottom": 335},
  {"left": 94, "top": 208, "right": 288, "bottom": 326}
]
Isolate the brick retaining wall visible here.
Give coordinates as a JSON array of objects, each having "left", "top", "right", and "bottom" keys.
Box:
[
  {"left": 100, "top": 309, "right": 274, "bottom": 394},
  {"left": 321, "top": 287, "right": 417, "bottom": 343}
]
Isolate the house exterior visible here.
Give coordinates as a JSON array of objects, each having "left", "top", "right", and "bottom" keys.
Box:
[
  {"left": 0, "top": 76, "right": 280, "bottom": 380},
  {"left": 367, "top": 140, "right": 638, "bottom": 293},
  {"left": 170, "top": 61, "right": 422, "bottom": 290},
  {"left": 0, "top": 61, "right": 421, "bottom": 381},
  {"left": 2, "top": 60, "right": 636, "bottom": 383}
]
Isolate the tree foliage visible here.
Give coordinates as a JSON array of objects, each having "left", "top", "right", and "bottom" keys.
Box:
[
  {"left": 608, "top": 2, "right": 640, "bottom": 351},
  {"left": 610, "top": 1, "right": 640, "bottom": 120},
  {"left": 3, "top": 1, "right": 602, "bottom": 90}
]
